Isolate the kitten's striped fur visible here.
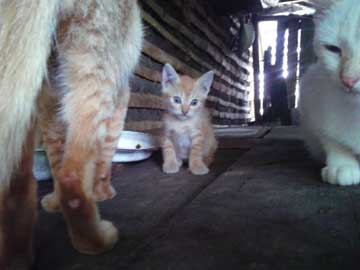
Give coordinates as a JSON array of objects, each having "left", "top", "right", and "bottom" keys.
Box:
[{"left": 161, "top": 64, "right": 218, "bottom": 175}]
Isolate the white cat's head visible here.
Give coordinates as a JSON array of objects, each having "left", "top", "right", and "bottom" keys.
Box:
[
  {"left": 161, "top": 63, "right": 214, "bottom": 120},
  {"left": 314, "top": 0, "right": 360, "bottom": 92}
]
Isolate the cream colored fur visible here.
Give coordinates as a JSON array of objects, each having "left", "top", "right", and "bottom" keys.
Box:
[{"left": 0, "top": 0, "right": 60, "bottom": 186}]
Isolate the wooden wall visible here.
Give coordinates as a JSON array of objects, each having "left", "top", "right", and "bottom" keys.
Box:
[{"left": 125, "top": 0, "right": 255, "bottom": 131}]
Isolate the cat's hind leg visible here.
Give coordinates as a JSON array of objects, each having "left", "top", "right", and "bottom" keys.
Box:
[
  {"left": 37, "top": 83, "right": 66, "bottom": 213},
  {"left": 93, "top": 92, "right": 129, "bottom": 202},
  {"left": 53, "top": 18, "right": 142, "bottom": 251},
  {"left": 56, "top": 58, "right": 122, "bottom": 254},
  {"left": 54, "top": 0, "right": 141, "bottom": 254},
  {"left": 321, "top": 138, "right": 360, "bottom": 186},
  {"left": 0, "top": 123, "right": 38, "bottom": 270},
  {"left": 38, "top": 85, "right": 126, "bottom": 210}
]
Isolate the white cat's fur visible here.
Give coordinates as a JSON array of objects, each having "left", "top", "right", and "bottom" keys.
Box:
[{"left": 300, "top": 0, "right": 360, "bottom": 186}]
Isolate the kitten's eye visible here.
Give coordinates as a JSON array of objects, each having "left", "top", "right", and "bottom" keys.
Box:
[
  {"left": 324, "top": 44, "right": 342, "bottom": 55},
  {"left": 173, "top": 96, "right": 182, "bottom": 104},
  {"left": 190, "top": 99, "right": 199, "bottom": 106}
]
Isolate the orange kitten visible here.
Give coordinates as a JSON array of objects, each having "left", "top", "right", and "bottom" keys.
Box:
[{"left": 161, "top": 64, "right": 218, "bottom": 175}]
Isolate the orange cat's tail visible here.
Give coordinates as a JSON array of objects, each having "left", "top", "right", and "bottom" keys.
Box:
[{"left": 0, "top": 0, "right": 60, "bottom": 185}]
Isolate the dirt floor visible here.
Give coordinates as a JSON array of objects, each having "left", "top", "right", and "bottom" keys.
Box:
[{"left": 34, "top": 127, "right": 360, "bottom": 270}]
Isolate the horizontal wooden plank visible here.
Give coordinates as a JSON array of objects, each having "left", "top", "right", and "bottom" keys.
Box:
[
  {"left": 126, "top": 108, "right": 162, "bottom": 122},
  {"left": 142, "top": 41, "right": 251, "bottom": 100},
  {"left": 191, "top": 0, "right": 230, "bottom": 43},
  {"left": 142, "top": 40, "right": 201, "bottom": 77},
  {"left": 207, "top": 96, "right": 249, "bottom": 112},
  {"left": 141, "top": 8, "right": 252, "bottom": 86},
  {"left": 125, "top": 120, "right": 163, "bottom": 131},
  {"left": 130, "top": 74, "right": 161, "bottom": 95},
  {"left": 135, "top": 66, "right": 161, "bottom": 83},
  {"left": 129, "top": 89, "right": 251, "bottom": 115},
  {"left": 144, "top": 0, "right": 251, "bottom": 73},
  {"left": 211, "top": 110, "right": 251, "bottom": 120},
  {"left": 129, "top": 93, "right": 165, "bottom": 110},
  {"left": 212, "top": 117, "right": 249, "bottom": 126},
  {"left": 175, "top": 4, "right": 248, "bottom": 70}
]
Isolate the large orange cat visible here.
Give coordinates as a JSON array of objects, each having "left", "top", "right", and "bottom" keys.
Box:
[
  {"left": 0, "top": 1, "right": 142, "bottom": 268},
  {"left": 161, "top": 64, "right": 218, "bottom": 175}
]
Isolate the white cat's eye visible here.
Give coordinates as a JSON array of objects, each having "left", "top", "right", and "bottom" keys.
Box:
[
  {"left": 324, "top": 44, "right": 342, "bottom": 55},
  {"left": 190, "top": 99, "right": 199, "bottom": 106},
  {"left": 173, "top": 96, "right": 182, "bottom": 104}
]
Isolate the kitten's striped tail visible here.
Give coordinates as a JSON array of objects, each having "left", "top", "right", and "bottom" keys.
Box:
[{"left": 0, "top": 0, "right": 60, "bottom": 185}]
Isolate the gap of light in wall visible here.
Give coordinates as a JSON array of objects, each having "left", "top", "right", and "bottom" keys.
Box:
[
  {"left": 260, "top": 0, "right": 279, "bottom": 8},
  {"left": 282, "top": 29, "right": 289, "bottom": 78},
  {"left": 295, "top": 29, "right": 302, "bottom": 108},
  {"left": 258, "top": 20, "right": 278, "bottom": 115},
  {"left": 272, "top": 6, "right": 316, "bottom": 16}
]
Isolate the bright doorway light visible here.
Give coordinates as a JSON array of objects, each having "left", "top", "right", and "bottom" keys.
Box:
[
  {"left": 283, "top": 29, "right": 289, "bottom": 78},
  {"left": 258, "top": 21, "right": 278, "bottom": 115}
]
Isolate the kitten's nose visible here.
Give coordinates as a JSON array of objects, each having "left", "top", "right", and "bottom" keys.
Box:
[
  {"left": 341, "top": 76, "right": 360, "bottom": 90},
  {"left": 181, "top": 106, "right": 189, "bottom": 115}
]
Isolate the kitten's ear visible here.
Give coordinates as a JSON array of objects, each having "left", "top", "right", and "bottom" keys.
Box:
[
  {"left": 162, "top": 63, "right": 180, "bottom": 89},
  {"left": 196, "top": 71, "right": 214, "bottom": 96}
]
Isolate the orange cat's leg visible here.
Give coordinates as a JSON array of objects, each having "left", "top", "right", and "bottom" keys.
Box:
[
  {"left": 38, "top": 85, "right": 124, "bottom": 211},
  {"left": 203, "top": 153, "right": 215, "bottom": 167},
  {"left": 37, "top": 85, "right": 65, "bottom": 213},
  {"left": 93, "top": 93, "right": 129, "bottom": 202},
  {"left": 55, "top": 54, "right": 126, "bottom": 254},
  {"left": 58, "top": 98, "right": 120, "bottom": 254},
  {"left": 0, "top": 123, "right": 37, "bottom": 270},
  {"left": 162, "top": 137, "right": 182, "bottom": 173},
  {"left": 189, "top": 133, "right": 209, "bottom": 175}
]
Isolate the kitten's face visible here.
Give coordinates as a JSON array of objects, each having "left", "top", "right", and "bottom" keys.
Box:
[
  {"left": 161, "top": 64, "right": 214, "bottom": 120},
  {"left": 315, "top": 0, "right": 360, "bottom": 92}
]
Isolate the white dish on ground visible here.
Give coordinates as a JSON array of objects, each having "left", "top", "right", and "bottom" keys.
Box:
[{"left": 33, "top": 131, "right": 159, "bottom": 181}]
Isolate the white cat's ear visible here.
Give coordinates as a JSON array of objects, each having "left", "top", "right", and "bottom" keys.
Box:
[
  {"left": 196, "top": 71, "right": 214, "bottom": 96},
  {"left": 162, "top": 63, "right": 180, "bottom": 89}
]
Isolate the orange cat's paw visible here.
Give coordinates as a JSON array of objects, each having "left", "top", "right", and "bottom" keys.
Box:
[
  {"left": 190, "top": 161, "right": 209, "bottom": 175},
  {"left": 93, "top": 181, "right": 117, "bottom": 202},
  {"left": 41, "top": 192, "right": 60, "bottom": 213},
  {"left": 71, "top": 220, "right": 119, "bottom": 255},
  {"left": 163, "top": 160, "right": 181, "bottom": 174}
]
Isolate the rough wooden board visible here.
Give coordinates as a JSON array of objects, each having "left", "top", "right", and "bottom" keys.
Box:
[
  {"left": 118, "top": 129, "right": 360, "bottom": 270},
  {"left": 265, "top": 126, "right": 303, "bottom": 141}
]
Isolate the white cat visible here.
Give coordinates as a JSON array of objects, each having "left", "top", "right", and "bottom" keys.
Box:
[{"left": 300, "top": 0, "right": 360, "bottom": 186}]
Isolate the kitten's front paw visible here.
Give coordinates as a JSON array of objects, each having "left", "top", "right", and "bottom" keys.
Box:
[
  {"left": 321, "top": 165, "right": 360, "bottom": 186},
  {"left": 163, "top": 160, "right": 180, "bottom": 174},
  {"left": 190, "top": 161, "right": 209, "bottom": 175}
]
